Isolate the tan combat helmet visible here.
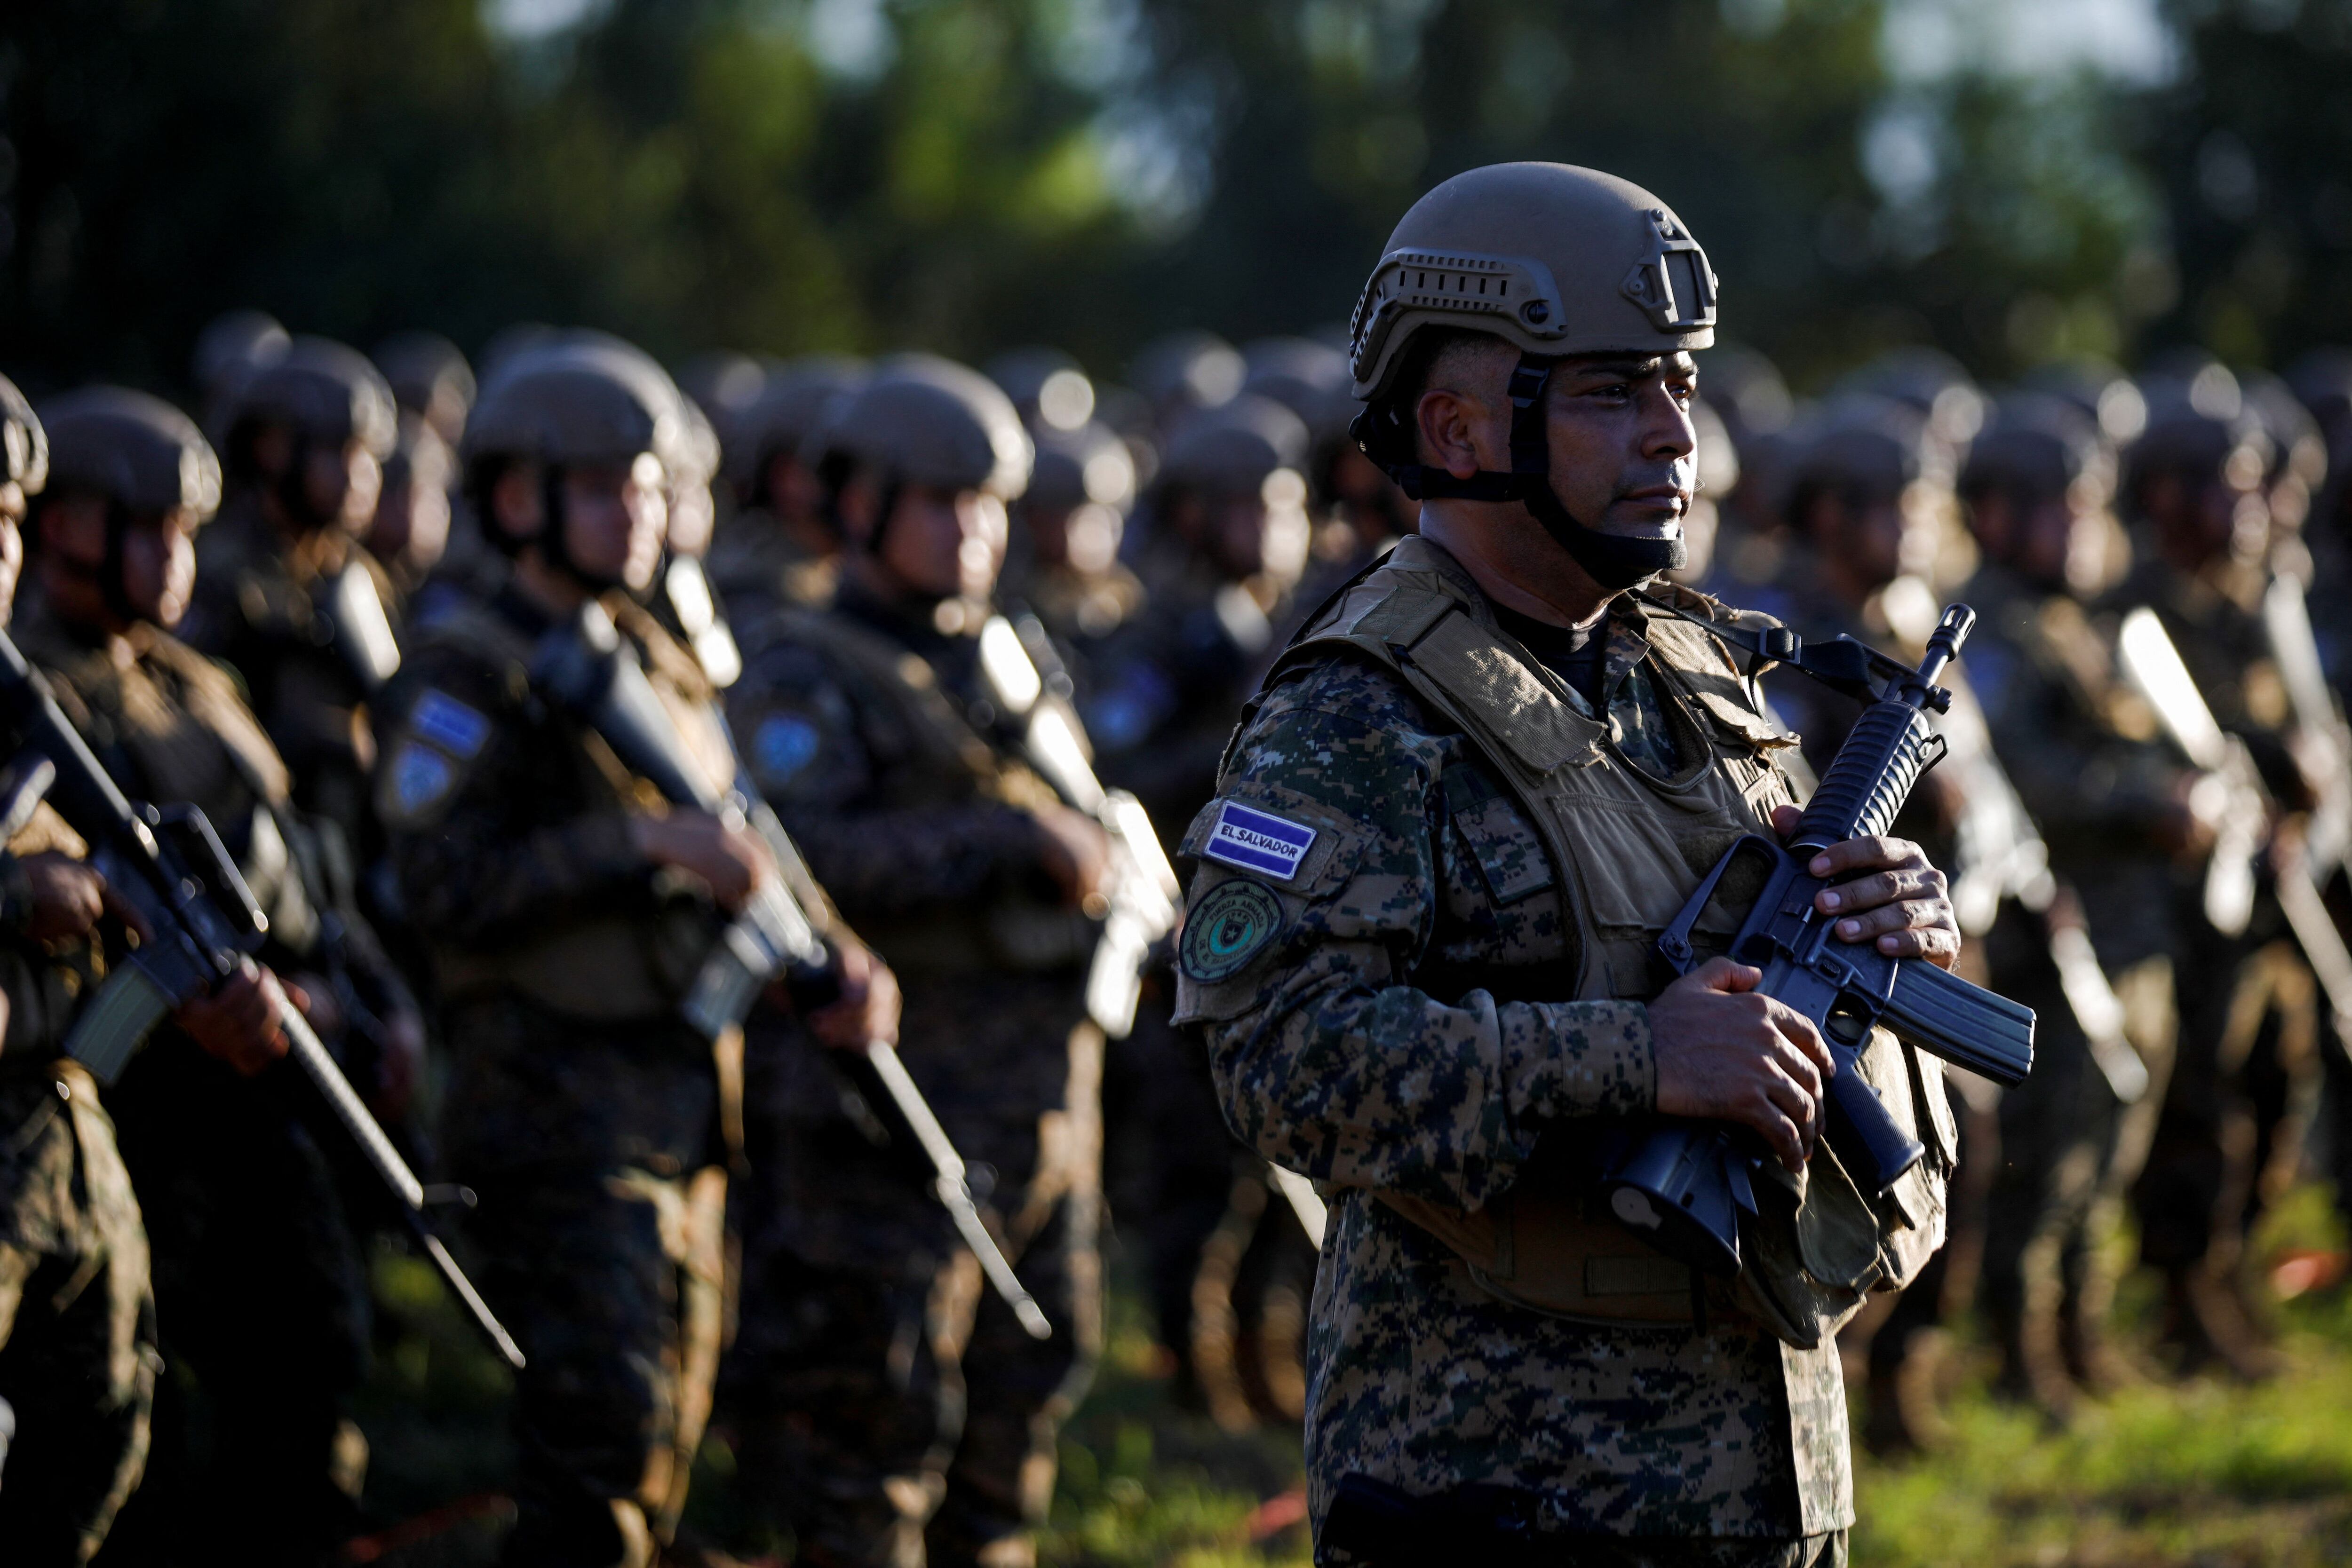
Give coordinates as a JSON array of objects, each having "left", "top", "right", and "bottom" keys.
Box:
[
  {"left": 818, "top": 353, "right": 1033, "bottom": 503},
  {"left": 39, "top": 387, "right": 224, "bottom": 522},
  {"left": 462, "top": 341, "right": 680, "bottom": 578},
  {"left": 1347, "top": 162, "right": 1719, "bottom": 587},
  {"left": 217, "top": 335, "right": 399, "bottom": 467},
  {"left": 1, "top": 373, "right": 48, "bottom": 500}
]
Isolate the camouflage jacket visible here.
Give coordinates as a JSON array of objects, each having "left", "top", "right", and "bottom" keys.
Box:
[
  {"left": 725, "top": 584, "right": 1085, "bottom": 979},
  {"left": 376, "top": 583, "right": 740, "bottom": 1023},
  {"left": 1174, "top": 539, "right": 1869, "bottom": 1540}
]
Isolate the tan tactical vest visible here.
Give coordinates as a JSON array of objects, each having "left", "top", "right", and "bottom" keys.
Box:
[
  {"left": 1275, "top": 538, "right": 1952, "bottom": 1348},
  {"left": 749, "top": 606, "right": 1092, "bottom": 977},
  {"left": 412, "top": 597, "right": 742, "bottom": 1022}
]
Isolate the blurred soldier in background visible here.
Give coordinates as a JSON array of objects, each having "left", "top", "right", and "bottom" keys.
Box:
[
  {"left": 182, "top": 338, "right": 403, "bottom": 873},
  {"left": 723, "top": 355, "right": 1105, "bottom": 1568},
  {"left": 378, "top": 339, "right": 890, "bottom": 1566},
  {"left": 191, "top": 310, "right": 291, "bottom": 432},
  {"left": 707, "top": 356, "right": 866, "bottom": 621},
  {"left": 1957, "top": 391, "right": 2185, "bottom": 1418},
  {"left": 24, "top": 387, "right": 382, "bottom": 1566},
  {"left": 1006, "top": 418, "right": 1144, "bottom": 651},
  {"left": 0, "top": 376, "right": 160, "bottom": 1566},
  {"left": 2115, "top": 363, "right": 2317, "bottom": 1380},
  {"left": 1088, "top": 393, "right": 1313, "bottom": 833},
  {"left": 1127, "top": 332, "right": 1246, "bottom": 433},
  {"left": 364, "top": 413, "right": 455, "bottom": 603},
  {"left": 373, "top": 332, "right": 477, "bottom": 451}
]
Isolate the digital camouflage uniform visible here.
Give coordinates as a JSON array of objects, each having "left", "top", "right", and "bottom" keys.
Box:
[
  {"left": 724, "top": 581, "right": 1103, "bottom": 1568},
  {"left": 1962, "top": 558, "right": 2186, "bottom": 1399},
  {"left": 20, "top": 602, "right": 379, "bottom": 1566},
  {"left": 2108, "top": 545, "right": 2316, "bottom": 1369},
  {"left": 378, "top": 585, "right": 735, "bottom": 1567},
  {"left": 1179, "top": 538, "right": 1955, "bottom": 1558},
  {"left": 0, "top": 802, "right": 158, "bottom": 1565}
]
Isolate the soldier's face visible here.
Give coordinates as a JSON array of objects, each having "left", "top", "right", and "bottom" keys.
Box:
[
  {"left": 125, "top": 511, "right": 199, "bottom": 628},
  {"left": 1541, "top": 353, "right": 1699, "bottom": 540},
  {"left": 879, "top": 483, "right": 1005, "bottom": 602},
  {"left": 312, "top": 438, "right": 382, "bottom": 536},
  {"left": 561, "top": 455, "right": 669, "bottom": 593}
]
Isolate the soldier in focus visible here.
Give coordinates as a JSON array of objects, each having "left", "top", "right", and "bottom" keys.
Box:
[
  {"left": 722, "top": 355, "right": 1106, "bottom": 1568},
  {"left": 707, "top": 356, "right": 866, "bottom": 621},
  {"left": 180, "top": 338, "right": 404, "bottom": 867},
  {"left": 1182, "top": 163, "right": 1962, "bottom": 1563},
  {"left": 377, "top": 341, "right": 892, "bottom": 1565},
  {"left": 23, "top": 387, "right": 384, "bottom": 1565}
]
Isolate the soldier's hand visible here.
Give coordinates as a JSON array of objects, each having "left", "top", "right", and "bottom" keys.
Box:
[
  {"left": 807, "top": 937, "right": 901, "bottom": 1053},
  {"left": 19, "top": 853, "right": 109, "bottom": 943},
  {"left": 1031, "top": 803, "right": 1113, "bottom": 914},
  {"left": 175, "top": 957, "right": 295, "bottom": 1077},
  {"left": 1769, "top": 805, "right": 1962, "bottom": 971},
  {"left": 632, "top": 808, "right": 777, "bottom": 913},
  {"left": 1650, "top": 956, "right": 1833, "bottom": 1174}
]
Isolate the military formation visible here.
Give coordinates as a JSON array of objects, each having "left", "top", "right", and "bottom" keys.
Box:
[{"left": 2, "top": 155, "right": 2352, "bottom": 1567}]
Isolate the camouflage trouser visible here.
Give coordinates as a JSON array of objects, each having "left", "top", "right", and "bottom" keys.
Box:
[
  {"left": 1982, "top": 955, "right": 2175, "bottom": 1391},
  {"left": 94, "top": 1034, "right": 372, "bottom": 1568},
  {"left": 730, "top": 973, "right": 1104, "bottom": 1568},
  {"left": 441, "top": 998, "right": 730, "bottom": 1568},
  {"left": 0, "top": 1063, "right": 157, "bottom": 1566},
  {"left": 2137, "top": 937, "right": 2312, "bottom": 1277}
]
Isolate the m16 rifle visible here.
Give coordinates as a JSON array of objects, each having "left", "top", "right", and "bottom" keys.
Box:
[
  {"left": 973, "top": 611, "right": 1180, "bottom": 1040},
  {"left": 2115, "top": 601, "right": 2352, "bottom": 1038},
  {"left": 1603, "top": 599, "right": 2037, "bottom": 1276},
  {"left": 0, "top": 629, "right": 525, "bottom": 1370},
  {"left": 529, "top": 601, "right": 1053, "bottom": 1339}
]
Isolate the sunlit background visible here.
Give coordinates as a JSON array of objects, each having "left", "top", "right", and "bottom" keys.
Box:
[{"left": 2, "top": 0, "right": 2338, "bottom": 396}]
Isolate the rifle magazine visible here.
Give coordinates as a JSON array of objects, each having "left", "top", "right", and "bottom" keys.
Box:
[
  {"left": 64, "top": 964, "right": 176, "bottom": 1085},
  {"left": 1881, "top": 959, "right": 2035, "bottom": 1086}
]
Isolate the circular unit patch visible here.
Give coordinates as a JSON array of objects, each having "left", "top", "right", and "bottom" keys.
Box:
[{"left": 1181, "top": 879, "right": 1287, "bottom": 983}]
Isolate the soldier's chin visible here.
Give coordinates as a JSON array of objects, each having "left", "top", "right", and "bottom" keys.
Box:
[{"left": 1602, "top": 516, "right": 1684, "bottom": 542}]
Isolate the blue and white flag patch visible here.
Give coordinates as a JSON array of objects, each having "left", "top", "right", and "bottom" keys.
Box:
[
  {"left": 1202, "top": 801, "right": 1317, "bottom": 881},
  {"left": 411, "top": 689, "right": 491, "bottom": 760},
  {"left": 387, "top": 743, "right": 456, "bottom": 818}
]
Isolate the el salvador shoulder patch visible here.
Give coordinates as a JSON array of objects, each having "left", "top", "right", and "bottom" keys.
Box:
[
  {"left": 410, "top": 689, "right": 491, "bottom": 760},
  {"left": 1181, "top": 879, "right": 1286, "bottom": 983},
  {"left": 1201, "top": 801, "right": 1317, "bottom": 881},
  {"left": 385, "top": 742, "right": 456, "bottom": 821}
]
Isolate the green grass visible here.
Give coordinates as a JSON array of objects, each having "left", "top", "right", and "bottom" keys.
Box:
[{"left": 346, "top": 1188, "right": 2352, "bottom": 1566}]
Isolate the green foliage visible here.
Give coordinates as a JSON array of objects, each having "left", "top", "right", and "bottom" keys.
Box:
[{"left": 0, "top": 0, "right": 2198, "bottom": 399}]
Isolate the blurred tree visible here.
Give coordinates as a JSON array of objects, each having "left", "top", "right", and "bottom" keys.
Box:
[
  {"left": 2135, "top": 0, "right": 2352, "bottom": 366},
  {"left": 0, "top": 0, "right": 2186, "bottom": 401}
]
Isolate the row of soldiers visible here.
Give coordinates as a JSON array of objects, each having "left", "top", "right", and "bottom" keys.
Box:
[
  {"left": 6, "top": 290, "right": 2352, "bottom": 1567},
  {"left": 0, "top": 315, "right": 1394, "bottom": 1568}
]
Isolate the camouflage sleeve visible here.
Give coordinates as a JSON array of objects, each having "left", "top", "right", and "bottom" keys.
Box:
[
  {"left": 1175, "top": 656, "right": 1653, "bottom": 1213},
  {"left": 726, "top": 641, "right": 1044, "bottom": 920},
  {"left": 378, "top": 647, "right": 647, "bottom": 941}
]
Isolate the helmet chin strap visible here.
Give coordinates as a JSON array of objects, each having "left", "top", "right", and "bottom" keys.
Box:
[{"left": 1360, "top": 353, "right": 1686, "bottom": 593}]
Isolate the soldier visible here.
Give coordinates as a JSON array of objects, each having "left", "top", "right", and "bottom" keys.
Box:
[
  {"left": 0, "top": 374, "right": 159, "bottom": 1567},
  {"left": 365, "top": 412, "right": 456, "bottom": 603},
  {"left": 721, "top": 354, "right": 1106, "bottom": 1568},
  {"left": 1243, "top": 335, "right": 1419, "bottom": 611},
  {"left": 1088, "top": 394, "right": 1314, "bottom": 832},
  {"left": 23, "top": 386, "right": 387, "bottom": 1565},
  {"left": 1955, "top": 392, "right": 2187, "bottom": 1413},
  {"left": 378, "top": 340, "right": 892, "bottom": 1566},
  {"left": 2116, "top": 366, "right": 2320, "bottom": 1379},
  {"left": 1005, "top": 418, "right": 1144, "bottom": 649},
  {"left": 706, "top": 356, "right": 866, "bottom": 621},
  {"left": 1181, "top": 163, "right": 1962, "bottom": 1562},
  {"left": 373, "top": 331, "right": 477, "bottom": 450},
  {"left": 181, "top": 337, "right": 403, "bottom": 868}
]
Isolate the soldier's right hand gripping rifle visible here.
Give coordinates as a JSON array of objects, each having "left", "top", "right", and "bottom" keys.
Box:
[
  {"left": 1602, "top": 600, "right": 2038, "bottom": 1276},
  {"left": 0, "top": 628, "right": 527, "bottom": 1370},
  {"left": 972, "top": 610, "right": 1180, "bottom": 1040},
  {"left": 2114, "top": 601, "right": 2352, "bottom": 1041},
  {"left": 530, "top": 600, "right": 1054, "bottom": 1339}
]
